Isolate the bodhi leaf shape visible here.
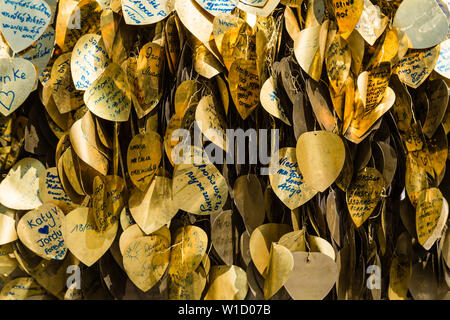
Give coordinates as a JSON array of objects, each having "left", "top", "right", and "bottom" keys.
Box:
[{"left": 296, "top": 131, "right": 345, "bottom": 192}]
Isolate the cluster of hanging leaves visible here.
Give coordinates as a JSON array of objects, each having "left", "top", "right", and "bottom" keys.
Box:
[{"left": 0, "top": 0, "right": 448, "bottom": 300}]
